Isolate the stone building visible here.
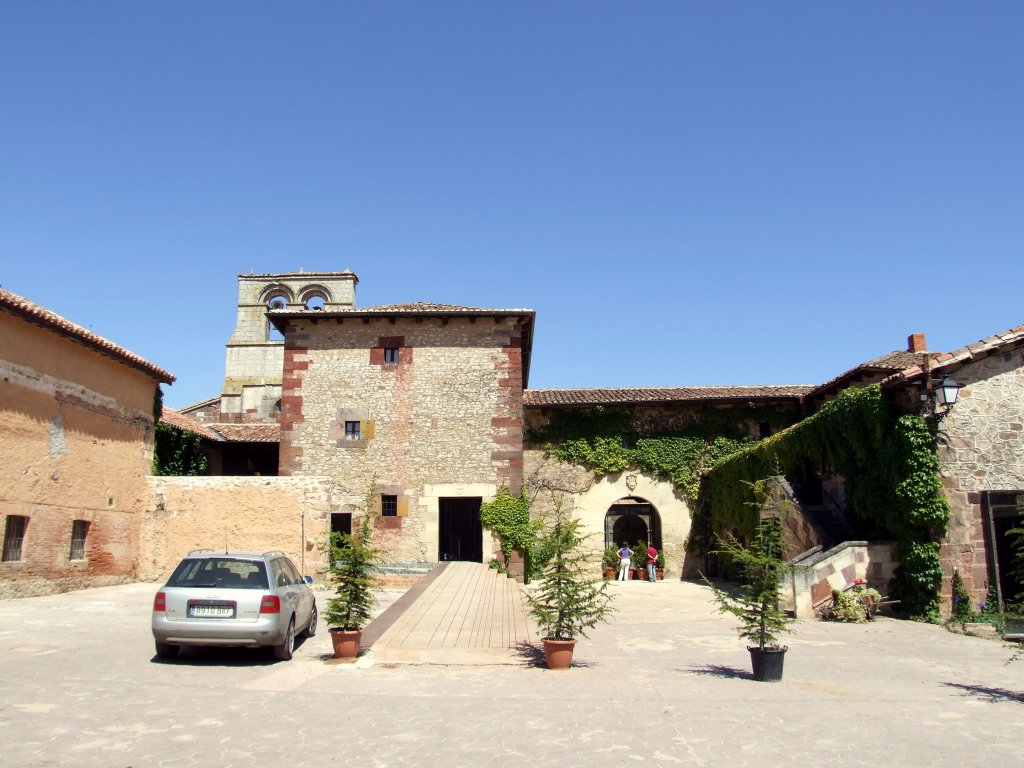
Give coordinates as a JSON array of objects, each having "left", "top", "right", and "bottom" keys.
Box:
[
  {"left": 220, "top": 270, "right": 359, "bottom": 424},
  {"left": 176, "top": 270, "right": 1023, "bottom": 613},
  {"left": 520, "top": 387, "right": 811, "bottom": 580},
  {"left": 883, "top": 326, "right": 1024, "bottom": 609},
  {"left": 0, "top": 289, "right": 174, "bottom": 598},
  {"left": 270, "top": 299, "right": 533, "bottom": 564},
  {"left": 7, "top": 266, "right": 1010, "bottom": 612}
]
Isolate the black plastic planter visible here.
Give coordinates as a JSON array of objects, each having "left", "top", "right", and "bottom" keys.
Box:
[{"left": 748, "top": 646, "right": 787, "bottom": 682}]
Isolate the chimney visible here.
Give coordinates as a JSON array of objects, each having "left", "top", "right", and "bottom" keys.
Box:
[{"left": 907, "top": 333, "right": 927, "bottom": 353}]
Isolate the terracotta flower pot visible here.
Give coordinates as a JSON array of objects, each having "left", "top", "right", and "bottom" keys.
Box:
[
  {"left": 603, "top": 566, "right": 616, "bottom": 579},
  {"left": 542, "top": 638, "right": 577, "bottom": 669},
  {"left": 329, "top": 628, "right": 363, "bottom": 659}
]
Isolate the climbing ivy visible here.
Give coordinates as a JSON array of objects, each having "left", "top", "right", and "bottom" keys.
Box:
[
  {"left": 153, "top": 421, "right": 208, "bottom": 476},
  {"left": 536, "top": 406, "right": 752, "bottom": 501},
  {"left": 480, "top": 485, "right": 538, "bottom": 570},
  {"left": 701, "top": 385, "right": 949, "bottom": 620},
  {"left": 534, "top": 387, "right": 951, "bottom": 620}
]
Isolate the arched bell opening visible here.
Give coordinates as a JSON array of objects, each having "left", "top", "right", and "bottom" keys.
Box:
[{"left": 604, "top": 496, "right": 661, "bottom": 552}]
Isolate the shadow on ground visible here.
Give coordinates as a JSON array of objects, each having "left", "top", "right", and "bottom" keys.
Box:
[
  {"left": 513, "top": 641, "right": 596, "bottom": 669},
  {"left": 942, "top": 682, "right": 1024, "bottom": 704},
  {"left": 150, "top": 637, "right": 313, "bottom": 667},
  {"left": 683, "top": 663, "right": 751, "bottom": 680}
]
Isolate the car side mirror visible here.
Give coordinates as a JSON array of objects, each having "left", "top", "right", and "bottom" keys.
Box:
[{"left": 304, "top": 575, "right": 313, "bottom": 585}]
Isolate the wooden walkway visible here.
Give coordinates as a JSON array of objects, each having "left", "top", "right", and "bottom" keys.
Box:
[{"left": 368, "top": 561, "right": 536, "bottom": 664}]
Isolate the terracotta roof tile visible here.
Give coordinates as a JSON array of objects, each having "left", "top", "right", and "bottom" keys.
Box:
[
  {"left": 210, "top": 424, "right": 281, "bottom": 443},
  {"left": 524, "top": 385, "right": 813, "bottom": 407},
  {"left": 178, "top": 396, "right": 221, "bottom": 414},
  {"left": 883, "top": 323, "right": 1024, "bottom": 385},
  {"left": 805, "top": 350, "right": 934, "bottom": 401},
  {"left": 160, "top": 407, "right": 220, "bottom": 441},
  {"left": 1, "top": 288, "right": 175, "bottom": 383}
]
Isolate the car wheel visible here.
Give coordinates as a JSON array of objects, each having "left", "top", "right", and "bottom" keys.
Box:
[
  {"left": 274, "top": 618, "right": 295, "bottom": 661},
  {"left": 301, "top": 603, "right": 318, "bottom": 638},
  {"left": 155, "top": 641, "right": 178, "bottom": 660}
]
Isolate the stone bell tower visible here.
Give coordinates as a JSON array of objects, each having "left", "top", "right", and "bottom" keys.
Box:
[{"left": 219, "top": 269, "right": 358, "bottom": 422}]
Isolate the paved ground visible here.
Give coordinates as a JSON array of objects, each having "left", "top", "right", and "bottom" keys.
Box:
[{"left": 1, "top": 573, "right": 1023, "bottom": 767}]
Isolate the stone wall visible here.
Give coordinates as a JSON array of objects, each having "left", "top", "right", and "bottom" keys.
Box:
[
  {"left": 0, "top": 313, "right": 160, "bottom": 599},
  {"left": 523, "top": 450, "right": 693, "bottom": 578},
  {"left": 140, "top": 476, "right": 333, "bottom": 582},
  {"left": 221, "top": 271, "right": 357, "bottom": 420},
  {"left": 278, "top": 315, "right": 526, "bottom": 563},
  {"left": 937, "top": 348, "right": 1024, "bottom": 609},
  {"left": 786, "top": 541, "right": 898, "bottom": 618}
]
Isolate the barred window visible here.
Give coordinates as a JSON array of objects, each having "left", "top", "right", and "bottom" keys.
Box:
[
  {"left": 2, "top": 516, "right": 28, "bottom": 562},
  {"left": 384, "top": 348, "right": 400, "bottom": 365},
  {"left": 381, "top": 495, "right": 398, "bottom": 517},
  {"left": 70, "top": 520, "right": 90, "bottom": 561},
  {"left": 344, "top": 421, "right": 361, "bottom": 440}
]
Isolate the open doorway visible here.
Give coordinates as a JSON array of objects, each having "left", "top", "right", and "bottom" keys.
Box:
[
  {"left": 986, "top": 491, "right": 1024, "bottom": 607},
  {"left": 604, "top": 497, "right": 661, "bottom": 551},
  {"left": 331, "top": 512, "right": 352, "bottom": 538},
  {"left": 438, "top": 497, "right": 482, "bottom": 562}
]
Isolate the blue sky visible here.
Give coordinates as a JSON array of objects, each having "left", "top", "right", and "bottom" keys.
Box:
[{"left": 2, "top": 3, "right": 1022, "bottom": 408}]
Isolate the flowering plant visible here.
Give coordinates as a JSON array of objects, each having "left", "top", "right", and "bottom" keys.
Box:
[{"left": 828, "top": 581, "right": 882, "bottom": 623}]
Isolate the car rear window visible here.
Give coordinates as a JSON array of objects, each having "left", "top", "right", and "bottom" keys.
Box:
[{"left": 167, "top": 558, "right": 269, "bottom": 589}]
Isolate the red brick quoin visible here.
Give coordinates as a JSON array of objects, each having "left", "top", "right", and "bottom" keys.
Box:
[{"left": 492, "top": 324, "right": 526, "bottom": 493}]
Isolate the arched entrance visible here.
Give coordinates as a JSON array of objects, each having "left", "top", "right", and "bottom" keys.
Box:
[{"left": 604, "top": 497, "right": 661, "bottom": 551}]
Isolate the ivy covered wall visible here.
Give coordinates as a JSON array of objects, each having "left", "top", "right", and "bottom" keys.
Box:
[
  {"left": 525, "top": 386, "right": 951, "bottom": 620},
  {"left": 701, "top": 385, "right": 949, "bottom": 620}
]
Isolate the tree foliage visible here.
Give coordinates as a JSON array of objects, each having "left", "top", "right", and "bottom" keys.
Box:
[
  {"left": 153, "top": 421, "right": 208, "bottom": 476},
  {"left": 323, "top": 483, "right": 383, "bottom": 632},
  {"left": 703, "top": 487, "right": 795, "bottom": 650},
  {"left": 526, "top": 495, "right": 615, "bottom": 641}
]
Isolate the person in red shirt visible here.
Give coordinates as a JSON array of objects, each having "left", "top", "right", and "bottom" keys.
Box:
[{"left": 646, "top": 544, "right": 658, "bottom": 582}]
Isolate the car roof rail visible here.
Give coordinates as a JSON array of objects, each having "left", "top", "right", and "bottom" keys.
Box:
[
  {"left": 261, "top": 550, "right": 286, "bottom": 558},
  {"left": 186, "top": 548, "right": 219, "bottom": 556}
]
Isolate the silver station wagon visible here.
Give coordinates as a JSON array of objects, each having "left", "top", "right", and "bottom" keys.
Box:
[{"left": 152, "top": 550, "right": 317, "bottom": 661}]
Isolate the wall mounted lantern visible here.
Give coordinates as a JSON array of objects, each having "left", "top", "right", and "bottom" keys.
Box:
[{"left": 923, "top": 375, "right": 961, "bottom": 421}]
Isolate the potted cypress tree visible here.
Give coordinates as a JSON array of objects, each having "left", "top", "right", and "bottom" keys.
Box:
[
  {"left": 526, "top": 495, "right": 615, "bottom": 669},
  {"left": 323, "top": 486, "right": 383, "bottom": 659},
  {"left": 702, "top": 479, "right": 796, "bottom": 682}
]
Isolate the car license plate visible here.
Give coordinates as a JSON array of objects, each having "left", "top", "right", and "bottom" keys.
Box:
[{"left": 189, "top": 604, "right": 235, "bottom": 618}]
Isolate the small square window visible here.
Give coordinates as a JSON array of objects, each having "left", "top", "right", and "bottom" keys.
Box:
[
  {"left": 344, "top": 421, "right": 361, "bottom": 440},
  {"left": 2, "top": 516, "right": 28, "bottom": 562},
  {"left": 384, "top": 348, "right": 400, "bottom": 365},
  {"left": 758, "top": 422, "right": 772, "bottom": 439},
  {"left": 381, "top": 495, "right": 398, "bottom": 517},
  {"left": 70, "top": 520, "right": 90, "bottom": 561}
]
